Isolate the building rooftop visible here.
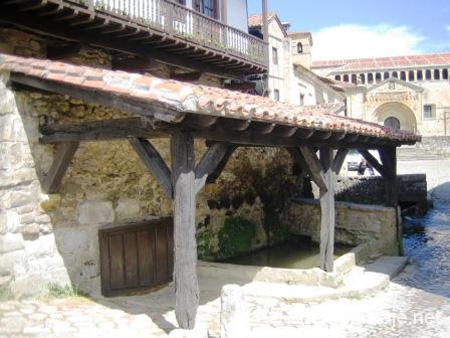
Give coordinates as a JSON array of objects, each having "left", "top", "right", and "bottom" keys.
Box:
[
  {"left": 312, "top": 52, "right": 450, "bottom": 72},
  {"left": 0, "top": 53, "right": 419, "bottom": 143}
]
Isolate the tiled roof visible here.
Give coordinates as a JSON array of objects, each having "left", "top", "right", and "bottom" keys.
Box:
[
  {"left": 312, "top": 52, "right": 450, "bottom": 71},
  {"left": 0, "top": 53, "right": 419, "bottom": 143},
  {"left": 319, "top": 77, "right": 357, "bottom": 91},
  {"left": 248, "top": 13, "right": 275, "bottom": 28}
]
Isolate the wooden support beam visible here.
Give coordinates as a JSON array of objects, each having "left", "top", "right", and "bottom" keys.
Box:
[
  {"left": 358, "top": 149, "right": 386, "bottom": 177},
  {"left": 129, "top": 138, "right": 173, "bottom": 199},
  {"left": 331, "top": 148, "right": 349, "bottom": 174},
  {"left": 170, "top": 71, "right": 203, "bottom": 82},
  {"left": 183, "top": 115, "right": 218, "bottom": 128},
  {"left": 319, "top": 147, "right": 335, "bottom": 272},
  {"left": 42, "top": 141, "right": 79, "bottom": 193},
  {"left": 206, "top": 145, "right": 238, "bottom": 184},
  {"left": 194, "top": 143, "right": 232, "bottom": 194},
  {"left": 379, "top": 146, "right": 402, "bottom": 255},
  {"left": 171, "top": 133, "right": 199, "bottom": 330},
  {"left": 299, "top": 146, "right": 327, "bottom": 192}
]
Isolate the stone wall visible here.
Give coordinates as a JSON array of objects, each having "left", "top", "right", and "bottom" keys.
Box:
[
  {"left": 281, "top": 199, "right": 399, "bottom": 256},
  {"left": 310, "top": 174, "right": 427, "bottom": 205},
  {"left": 0, "top": 28, "right": 303, "bottom": 296},
  {"left": 414, "top": 136, "right": 450, "bottom": 158}
]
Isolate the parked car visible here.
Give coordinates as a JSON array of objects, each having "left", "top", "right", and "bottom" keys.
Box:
[{"left": 345, "top": 149, "right": 380, "bottom": 176}]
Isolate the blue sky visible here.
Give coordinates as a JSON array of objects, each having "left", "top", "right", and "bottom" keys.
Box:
[{"left": 248, "top": 0, "right": 450, "bottom": 60}]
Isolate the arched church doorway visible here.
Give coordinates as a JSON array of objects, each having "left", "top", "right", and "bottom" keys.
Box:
[
  {"left": 384, "top": 117, "right": 401, "bottom": 130},
  {"left": 373, "top": 102, "right": 417, "bottom": 132}
]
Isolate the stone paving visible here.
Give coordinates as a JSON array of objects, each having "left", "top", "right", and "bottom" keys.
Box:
[{"left": 1, "top": 158, "right": 450, "bottom": 338}]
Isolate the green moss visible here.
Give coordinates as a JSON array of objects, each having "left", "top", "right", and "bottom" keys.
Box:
[
  {"left": 264, "top": 209, "right": 289, "bottom": 245},
  {"left": 218, "top": 217, "right": 257, "bottom": 258}
]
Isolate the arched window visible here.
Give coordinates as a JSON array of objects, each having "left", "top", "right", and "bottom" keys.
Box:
[
  {"left": 392, "top": 72, "right": 398, "bottom": 78},
  {"left": 335, "top": 75, "right": 341, "bottom": 81},
  {"left": 384, "top": 117, "right": 401, "bottom": 131},
  {"left": 297, "top": 42, "right": 303, "bottom": 54},
  {"left": 375, "top": 73, "right": 382, "bottom": 82},
  {"left": 434, "top": 69, "right": 441, "bottom": 80},
  {"left": 443, "top": 69, "right": 449, "bottom": 80},
  {"left": 408, "top": 71, "right": 415, "bottom": 81},
  {"left": 351, "top": 74, "right": 357, "bottom": 84},
  {"left": 384, "top": 72, "right": 390, "bottom": 80},
  {"left": 425, "top": 69, "right": 432, "bottom": 80},
  {"left": 359, "top": 73, "right": 366, "bottom": 84},
  {"left": 367, "top": 73, "right": 374, "bottom": 84},
  {"left": 417, "top": 70, "right": 423, "bottom": 81},
  {"left": 400, "top": 71, "right": 406, "bottom": 81},
  {"left": 343, "top": 74, "right": 349, "bottom": 82}
]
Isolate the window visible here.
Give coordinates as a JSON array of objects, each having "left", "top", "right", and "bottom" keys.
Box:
[
  {"left": 434, "top": 69, "right": 441, "bottom": 80},
  {"left": 400, "top": 72, "right": 406, "bottom": 81},
  {"left": 274, "top": 89, "right": 280, "bottom": 101},
  {"left": 272, "top": 47, "right": 278, "bottom": 65},
  {"left": 423, "top": 105, "right": 435, "bottom": 119},
  {"left": 194, "top": 0, "right": 218, "bottom": 19},
  {"left": 408, "top": 71, "right": 415, "bottom": 81},
  {"left": 359, "top": 74, "right": 366, "bottom": 84},
  {"left": 384, "top": 72, "right": 390, "bottom": 80},
  {"left": 375, "top": 73, "right": 382, "bottom": 83},
  {"left": 425, "top": 69, "right": 432, "bottom": 80},
  {"left": 297, "top": 42, "right": 303, "bottom": 54},
  {"left": 392, "top": 72, "right": 398, "bottom": 78},
  {"left": 367, "top": 73, "right": 374, "bottom": 84},
  {"left": 443, "top": 69, "right": 449, "bottom": 80},
  {"left": 299, "top": 93, "right": 305, "bottom": 106},
  {"left": 351, "top": 74, "right": 357, "bottom": 84},
  {"left": 335, "top": 75, "right": 341, "bottom": 81},
  {"left": 343, "top": 74, "right": 349, "bottom": 82},
  {"left": 417, "top": 70, "right": 423, "bottom": 81}
]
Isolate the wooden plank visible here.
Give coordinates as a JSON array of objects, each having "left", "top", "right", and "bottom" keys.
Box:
[
  {"left": 129, "top": 138, "right": 173, "bottom": 199},
  {"left": 171, "top": 132, "right": 199, "bottom": 330},
  {"left": 42, "top": 141, "right": 79, "bottom": 193},
  {"left": 331, "top": 148, "right": 349, "bottom": 174},
  {"left": 155, "top": 224, "right": 169, "bottom": 284},
  {"left": 319, "top": 147, "right": 335, "bottom": 272},
  {"left": 358, "top": 149, "right": 386, "bottom": 177},
  {"left": 109, "top": 234, "right": 125, "bottom": 290},
  {"left": 137, "top": 229, "right": 154, "bottom": 287},
  {"left": 99, "top": 231, "right": 111, "bottom": 295},
  {"left": 124, "top": 232, "right": 139, "bottom": 288},
  {"left": 194, "top": 142, "right": 231, "bottom": 194},
  {"left": 299, "top": 146, "right": 327, "bottom": 192}
]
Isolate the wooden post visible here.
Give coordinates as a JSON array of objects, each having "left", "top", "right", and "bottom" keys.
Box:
[
  {"left": 379, "top": 146, "right": 402, "bottom": 255},
  {"left": 319, "top": 147, "right": 335, "bottom": 272},
  {"left": 171, "top": 132, "right": 199, "bottom": 330}
]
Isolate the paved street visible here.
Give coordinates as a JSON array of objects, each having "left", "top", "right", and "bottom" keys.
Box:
[{"left": 1, "top": 158, "right": 449, "bottom": 337}]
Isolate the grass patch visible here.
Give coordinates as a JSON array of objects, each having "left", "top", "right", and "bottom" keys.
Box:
[{"left": 47, "top": 283, "right": 87, "bottom": 298}]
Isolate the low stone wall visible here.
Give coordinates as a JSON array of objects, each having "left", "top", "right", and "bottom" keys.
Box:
[
  {"left": 310, "top": 174, "right": 427, "bottom": 205},
  {"left": 281, "top": 199, "right": 399, "bottom": 257},
  {"left": 415, "top": 136, "right": 450, "bottom": 158}
]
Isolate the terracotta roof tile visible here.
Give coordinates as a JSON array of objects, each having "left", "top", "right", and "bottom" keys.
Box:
[
  {"left": 248, "top": 13, "right": 276, "bottom": 28},
  {"left": 0, "top": 53, "right": 419, "bottom": 143},
  {"left": 312, "top": 52, "right": 450, "bottom": 71}
]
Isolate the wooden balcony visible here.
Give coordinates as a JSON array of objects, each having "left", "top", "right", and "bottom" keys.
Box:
[{"left": 0, "top": 0, "right": 268, "bottom": 78}]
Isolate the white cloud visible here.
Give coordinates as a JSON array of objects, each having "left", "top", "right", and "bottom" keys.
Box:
[
  {"left": 312, "top": 24, "right": 425, "bottom": 61},
  {"left": 446, "top": 25, "right": 450, "bottom": 32}
]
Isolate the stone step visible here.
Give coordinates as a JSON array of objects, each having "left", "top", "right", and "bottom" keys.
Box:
[
  {"left": 240, "top": 256, "right": 409, "bottom": 303},
  {"left": 397, "top": 147, "right": 442, "bottom": 161}
]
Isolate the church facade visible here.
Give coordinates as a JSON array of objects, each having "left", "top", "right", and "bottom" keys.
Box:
[{"left": 312, "top": 54, "right": 450, "bottom": 136}]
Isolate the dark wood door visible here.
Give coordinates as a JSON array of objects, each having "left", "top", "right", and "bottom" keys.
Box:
[{"left": 99, "top": 218, "right": 174, "bottom": 297}]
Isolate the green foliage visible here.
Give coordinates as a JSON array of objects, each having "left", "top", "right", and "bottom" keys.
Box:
[
  {"left": 48, "top": 283, "right": 86, "bottom": 298},
  {"left": 197, "top": 230, "right": 217, "bottom": 261},
  {"left": 218, "top": 217, "right": 257, "bottom": 258}
]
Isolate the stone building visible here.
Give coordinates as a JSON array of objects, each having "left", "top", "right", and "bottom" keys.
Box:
[
  {"left": 312, "top": 54, "right": 450, "bottom": 136},
  {"left": 247, "top": 13, "right": 345, "bottom": 107}
]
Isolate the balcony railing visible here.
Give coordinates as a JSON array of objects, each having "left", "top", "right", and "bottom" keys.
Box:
[{"left": 75, "top": 0, "right": 268, "bottom": 67}]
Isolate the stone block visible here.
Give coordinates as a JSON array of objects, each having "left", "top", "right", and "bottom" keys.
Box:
[
  {"left": 77, "top": 200, "right": 115, "bottom": 226},
  {"left": 0, "top": 249, "right": 29, "bottom": 278},
  {"left": 115, "top": 198, "right": 140, "bottom": 221},
  {"left": 220, "top": 285, "right": 250, "bottom": 338},
  {"left": 24, "top": 234, "right": 56, "bottom": 260},
  {"left": 0, "top": 233, "right": 24, "bottom": 254},
  {"left": 40, "top": 194, "right": 61, "bottom": 211}
]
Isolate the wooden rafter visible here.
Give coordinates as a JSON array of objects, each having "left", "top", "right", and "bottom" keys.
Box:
[
  {"left": 358, "top": 149, "right": 386, "bottom": 177},
  {"left": 42, "top": 141, "right": 79, "bottom": 193}
]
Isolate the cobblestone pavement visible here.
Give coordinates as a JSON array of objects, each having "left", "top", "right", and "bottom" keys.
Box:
[{"left": 1, "top": 159, "right": 450, "bottom": 338}]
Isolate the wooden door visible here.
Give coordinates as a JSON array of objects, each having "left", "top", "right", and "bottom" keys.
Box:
[{"left": 99, "top": 218, "right": 174, "bottom": 297}]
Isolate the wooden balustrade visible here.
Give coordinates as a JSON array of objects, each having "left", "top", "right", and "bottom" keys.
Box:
[{"left": 72, "top": 0, "right": 267, "bottom": 66}]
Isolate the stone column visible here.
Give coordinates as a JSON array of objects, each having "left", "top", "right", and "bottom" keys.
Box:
[{"left": 220, "top": 285, "right": 250, "bottom": 338}]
